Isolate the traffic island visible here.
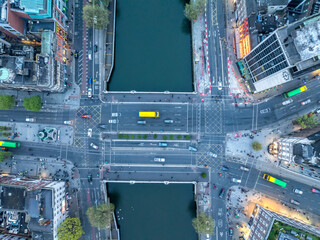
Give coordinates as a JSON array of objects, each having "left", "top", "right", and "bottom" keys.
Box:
[{"left": 100, "top": 132, "right": 194, "bottom": 142}]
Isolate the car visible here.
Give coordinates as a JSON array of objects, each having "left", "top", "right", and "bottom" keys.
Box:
[
  {"left": 88, "top": 77, "right": 92, "bottom": 84},
  {"left": 315, "top": 108, "right": 320, "bottom": 114},
  {"left": 282, "top": 98, "right": 293, "bottom": 105},
  {"left": 218, "top": 81, "right": 222, "bottom": 90},
  {"left": 206, "top": 234, "right": 210, "bottom": 240},
  {"left": 26, "top": 117, "right": 36, "bottom": 122},
  {"left": 290, "top": 199, "right": 300, "bottom": 205},
  {"left": 219, "top": 188, "right": 225, "bottom": 198},
  {"left": 108, "top": 119, "right": 118, "bottom": 124},
  {"left": 88, "top": 128, "right": 92, "bottom": 137},
  {"left": 154, "top": 158, "right": 165, "bottom": 162},
  {"left": 188, "top": 146, "right": 198, "bottom": 152},
  {"left": 293, "top": 188, "right": 303, "bottom": 194},
  {"left": 229, "top": 228, "right": 233, "bottom": 236},
  {"left": 301, "top": 99, "right": 311, "bottom": 106},
  {"left": 312, "top": 188, "right": 320, "bottom": 194},
  {"left": 99, "top": 124, "right": 107, "bottom": 129},
  {"left": 112, "top": 113, "right": 120, "bottom": 117},
  {"left": 240, "top": 166, "right": 249, "bottom": 171},
  {"left": 260, "top": 108, "right": 271, "bottom": 114},
  {"left": 209, "top": 152, "right": 217, "bottom": 158},
  {"left": 232, "top": 178, "right": 241, "bottom": 183},
  {"left": 94, "top": 45, "right": 98, "bottom": 52},
  {"left": 87, "top": 174, "right": 92, "bottom": 183},
  {"left": 221, "top": 166, "right": 229, "bottom": 171},
  {"left": 81, "top": 114, "right": 91, "bottom": 119},
  {"left": 88, "top": 50, "right": 92, "bottom": 60},
  {"left": 164, "top": 119, "right": 174, "bottom": 124},
  {"left": 87, "top": 88, "right": 92, "bottom": 98},
  {"left": 63, "top": 120, "right": 73, "bottom": 125},
  {"left": 74, "top": 50, "right": 79, "bottom": 59},
  {"left": 90, "top": 143, "right": 99, "bottom": 150},
  {"left": 137, "top": 120, "right": 146, "bottom": 124},
  {"left": 159, "top": 142, "right": 168, "bottom": 147}
]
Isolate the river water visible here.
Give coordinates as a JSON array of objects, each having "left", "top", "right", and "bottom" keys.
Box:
[
  {"left": 107, "top": 0, "right": 193, "bottom": 92},
  {"left": 107, "top": 183, "right": 197, "bottom": 240}
]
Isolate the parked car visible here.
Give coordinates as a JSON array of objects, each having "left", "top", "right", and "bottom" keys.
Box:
[
  {"left": 188, "top": 146, "right": 198, "bottom": 152},
  {"left": 90, "top": 143, "right": 99, "bottom": 150},
  {"left": 164, "top": 119, "right": 174, "bottom": 124},
  {"left": 232, "top": 178, "right": 241, "bottom": 183},
  {"left": 312, "top": 188, "right": 320, "bottom": 194},
  {"left": 219, "top": 188, "right": 225, "bottom": 198},
  {"left": 108, "top": 119, "right": 118, "bottom": 124},
  {"left": 26, "top": 117, "right": 36, "bottom": 122},
  {"left": 282, "top": 98, "right": 293, "bottom": 105},
  {"left": 209, "top": 152, "right": 217, "bottom": 158},
  {"left": 260, "top": 108, "right": 271, "bottom": 114},
  {"left": 87, "top": 88, "right": 92, "bottom": 98},
  {"left": 81, "top": 114, "right": 91, "bottom": 119},
  {"left": 154, "top": 158, "right": 165, "bottom": 162},
  {"left": 290, "top": 199, "right": 300, "bottom": 206},
  {"left": 99, "top": 124, "right": 107, "bottom": 129},
  {"left": 159, "top": 142, "right": 168, "bottom": 147},
  {"left": 240, "top": 166, "right": 249, "bottom": 171},
  {"left": 293, "top": 188, "right": 303, "bottom": 194},
  {"left": 87, "top": 128, "right": 92, "bottom": 137},
  {"left": 301, "top": 99, "right": 311, "bottom": 106}
]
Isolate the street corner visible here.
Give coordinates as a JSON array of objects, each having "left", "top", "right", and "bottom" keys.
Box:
[{"left": 227, "top": 58, "right": 248, "bottom": 100}]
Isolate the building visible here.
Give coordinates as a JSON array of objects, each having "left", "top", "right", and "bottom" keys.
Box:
[
  {"left": 269, "top": 137, "right": 315, "bottom": 163},
  {"left": 0, "top": 175, "right": 68, "bottom": 240},
  {"left": 247, "top": 204, "right": 320, "bottom": 240},
  {"left": 238, "top": 13, "right": 320, "bottom": 92}
]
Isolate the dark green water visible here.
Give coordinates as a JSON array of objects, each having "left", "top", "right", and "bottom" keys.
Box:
[
  {"left": 108, "top": 183, "right": 197, "bottom": 240},
  {"left": 108, "top": 0, "right": 193, "bottom": 92}
]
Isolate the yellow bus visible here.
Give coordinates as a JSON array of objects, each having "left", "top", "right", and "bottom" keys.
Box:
[{"left": 139, "top": 112, "right": 159, "bottom": 118}]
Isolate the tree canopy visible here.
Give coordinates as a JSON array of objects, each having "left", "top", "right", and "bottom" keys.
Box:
[
  {"left": 0, "top": 95, "right": 14, "bottom": 110},
  {"left": 0, "top": 151, "right": 12, "bottom": 163},
  {"left": 295, "top": 114, "right": 319, "bottom": 129},
  {"left": 86, "top": 203, "right": 115, "bottom": 229},
  {"left": 23, "top": 96, "right": 42, "bottom": 111},
  {"left": 93, "top": 0, "right": 111, "bottom": 7},
  {"left": 83, "top": 4, "right": 110, "bottom": 29},
  {"left": 57, "top": 217, "right": 84, "bottom": 240},
  {"left": 192, "top": 212, "right": 214, "bottom": 234},
  {"left": 184, "top": 0, "right": 206, "bottom": 21},
  {"left": 252, "top": 141, "right": 262, "bottom": 151}
]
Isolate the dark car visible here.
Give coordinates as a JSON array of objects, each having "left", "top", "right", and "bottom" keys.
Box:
[
  {"left": 99, "top": 124, "right": 107, "bottom": 129},
  {"left": 219, "top": 188, "right": 225, "bottom": 198},
  {"left": 88, "top": 77, "right": 92, "bottom": 84},
  {"left": 221, "top": 166, "right": 229, "bottom": 171},
  {"left": 229, "top": 228, "right": 233, "bottom": 236},
  {"left": 94, "top": 45, "right": 98, "bottom": 52},
  {"left": 74, "top": 50, "right": 79, "bottom": 59},
  {"left": 87, "top": 174, "right": 92, "bottom": 183}
]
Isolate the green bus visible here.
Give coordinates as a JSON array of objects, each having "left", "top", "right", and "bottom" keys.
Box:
[
  {"left": 263, "top": 174, "right": 287, "bottom": 188},
  {"left": 284, "top": 86, "right": 307, "bottom": 98},
  {"left": 0, "top": 141, "right": 20, "bottom": 148}
]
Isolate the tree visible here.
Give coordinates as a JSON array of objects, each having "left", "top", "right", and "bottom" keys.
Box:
[
  {"left": 296, "top": 114, "right": 319, "bottom": 129},
  {"left": 93, "top": 0, "right": 111, "bottom": 8},
  {"left": 86, "top": 203, "right": 115, "bottom": 229},
  {"left": 195, "top": 0, "right": 206, "bottom": 14},
  {"left": 192, "top": 212, "right": 214, "bottom": 234},
  {"left": 0, "top": 95, "right": 14, "bottom": 110},
  {"left": 57, "top": 217, "right": 84, "bottom": 240},
  {"left": 252, "top": 141, "right": 262, "bottom": 151},
  {"left": 23, "top": 96, "right": 42, "bottom": 111},
  {"left": 184, "top": 0, "right": 206, "bottom": 21},
  {"left": 0, "top": 151, "right": 12, "bottom": 163},
  {"left": 201, "top": 172, "right": 207, "bottom": 178},
  {"left": 83, "top": 5, "right": 110, "bottom": 29}
]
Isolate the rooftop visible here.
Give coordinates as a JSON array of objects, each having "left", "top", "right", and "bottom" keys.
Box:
[{"left": 0, "top": 186, "right": 25, "bottom": 210}]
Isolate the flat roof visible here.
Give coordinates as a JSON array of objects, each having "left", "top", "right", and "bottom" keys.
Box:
[{"left": 0, "top": 186, "right": 25, "bottom": 210}]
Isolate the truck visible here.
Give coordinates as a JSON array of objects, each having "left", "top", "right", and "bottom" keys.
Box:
[
  {"left": 263, "top": 174, "right": 287, "bottom": 187},
  {"left": 139, "top": 112, "right": 159, "bottom": 118}
]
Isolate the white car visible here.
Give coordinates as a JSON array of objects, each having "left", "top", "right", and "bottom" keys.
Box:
[
  {"left": 301, "top": 99, "right": 311, "bottom": 106},
  {"left": 209, "top": 152, "right": 217, "bottom": 158},
  {"left": 26, "top": 117, "right": 36, "bottom": 122},
  {"left": 231, "top": 178, "right": 241, "bottom": 183},
  {"left": 63, "top": 120, "right": 73, "bottom": 125},
  {"left": 88, "top": 50, "right": 92, "bottom": 60},
  {"left": 240, "top": 166, "right": 249, "bottom": 171},
  {"left": 87, "top": 88, "right": 92, "bottom": 98},
  {"left": 87, "top": 128, "right": 92, "bottom": 137},
  {"left": 112, "top": 113, "right": 120, "bottom": 117},
  {"left": 108, "top": 119, "right": 119, "bottom": 124},
  {"left": 218, "top": 81, "right": 222, "bottom": 90},
  {"left": 154, "top": 158, "right": 165, "bottom": 162},
  {"left": 293, "top": 188, "right": 303, "bottom": 194},
  {"left": 282, "top": 98, "right": 293, "bottom": 105},
  {"left": 90, "top": 143, "right": 99, "bottom": 150},
  {"left": 260, "top": 108, "right": 271, "bottom": 114}
]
